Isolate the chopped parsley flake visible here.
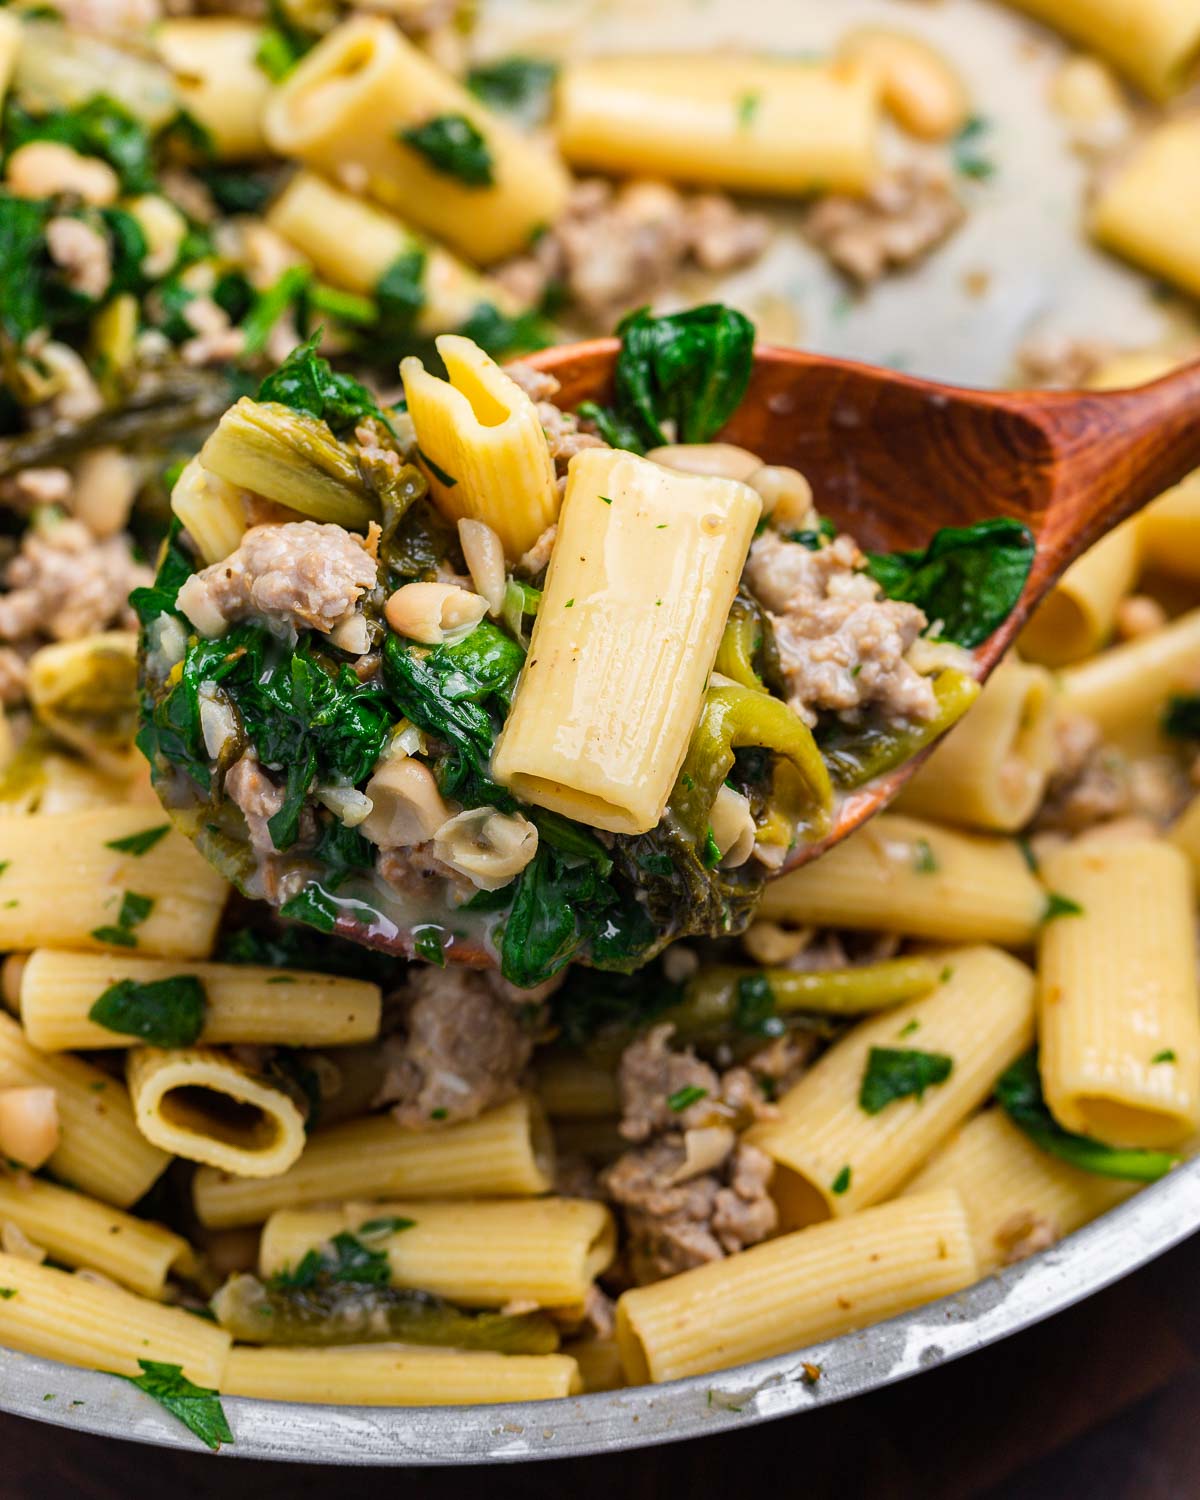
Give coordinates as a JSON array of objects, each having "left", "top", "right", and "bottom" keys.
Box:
[
  {"left": 859, "top": 1047, "right": 953, "bottom": 1115},
  {"left": 913, "top": 838, "right": 938, "bottom": 874},
  {"left": 90, "top": 891, "right": 155, "bottom": 949},
  {"left": 400, "top": 114, "right": 495, "bottom": 187},
  {"left": 1152, "top": 1049, "right": 1177, "bottom": 1064},
  {"left": 116, "top": 1360, "right": 232, "bottom": 1452},
  {"left": 104, "top": 825, "right": 171, "bottom": 857},
  {"left": 736, "top": 91, "right": 760, "bottom": 127},
  {"left": 1042, "top": 891, "right": 1084, "bottom": 923},
  {"left": 668, "top": 1084, "right": 709, "bottom": 1113},
  {"left": 831, "top": 1165, "right": 852, "bottom": 1195}
]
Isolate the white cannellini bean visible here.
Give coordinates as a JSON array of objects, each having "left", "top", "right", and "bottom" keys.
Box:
[
  {"left": 458, "top": 518, "right": 507, "bottom": 615},
  {"left": 433, "top": 806, "right": 539, "bottom": 891},
  {"left": 0, "top": 1087, "right": 60, "bottom": 1171},
  {"left": 742, "top": 920, "right": 815, "bottom": 966},
  {"left": 176, "top": 574, "right": 229, "bottom": 638},
  {"left": 6, "top": 141, "right": 119, "bottom": 205},
  {"left": 384, "top": 582, "right": 489, "bottom": 645},
  {"left": 748, "top": 465, "right": 815, "bottom": 529},
  {"left": 127, "top": 193, "right": 188, "bottom": 279},
  {"left": 709, "top": 784, "right": 756, "bottom": 868},
  {"left": 198, "top": 683, "right": 239, "bottom": 760},
  {"left": 667, "top": 1126, "right": 737, "bottom": 1184},
  {"left": 72, "top": 446, "right": 138, "bottom": 538},
  {"left": 360, "top": 756, "right": 452, "bottom": 848},
  {"left": 329, "top": 611, "right": 370, "bottom": 655},
  {"left": 646, "top": 443, "right": 765, "bottom": 483},
  {"left": 839, "top": 28, "right": 969, "bottom": 142},
  {"left": 316, "top": 784, "right": 374, "bottom": 827}
]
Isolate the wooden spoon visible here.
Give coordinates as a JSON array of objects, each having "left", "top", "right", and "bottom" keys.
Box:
[{"left": 526, "top": 339, "right": 1200, "bottom": 872}]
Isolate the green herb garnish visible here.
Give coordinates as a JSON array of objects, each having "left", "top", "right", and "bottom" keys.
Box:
[
  {"left": 89, "top": 976, "right": 205, "bottom": 1048},
  {"left": 859, "top": 1047, "right": 953, "bottom": 1115},
  {"left": 401, "top": 114, "right": 495, "bottom": 187}
]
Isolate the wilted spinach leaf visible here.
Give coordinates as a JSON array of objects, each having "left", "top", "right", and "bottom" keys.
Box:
[
  {"left": 859, "top": 1046, "right": 953, "bottom": 1114},
  {"left": 89, "top": 975, "right": 206, "bottom": 1047},
  {"left": 1164, "top": 694, "right": 1200, "bottom": 740},
  {"left": 256, "top": 332, "right": 390, "bottom": 436},
  {"left": 4, "top": 96, "right": 156, "bottom": 193},
  {"left": 466, "top": 56, "right": 558, "bottom": 123},
  {"left": 400, "top": 114, "right": 494, "bottom": 187}
]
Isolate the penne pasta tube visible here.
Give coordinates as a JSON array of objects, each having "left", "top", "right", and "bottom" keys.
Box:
[
  {"left": 126, "top": 1047, "right": 308, "bottom": 1178},
  {"left": 266, "top": 171, "right": 524, "bottom": 329},
  {"left": 169, "top": 458, "right": 250, "bottom": 567},
  {"left": 1018, "top": 519, "right": 1142, "bottom": 666},
  {"left": 615, "top": 1189, "right": 975, "bottom": 1383},
  {"left": 901, "top": 1108, "right": 1135, "bottom": 1276},
  {"left": 1058, "top": 606, "right": 1200, "bottom": 754},
  {"left": 0, "top": 807, "right": 228, "bottom": 959},
  {"left": 536, "top": 1055, "right": 620, "bottom": 1118},
  {"left": 193, "top": 1095, "right": 555, "bottom": 1227},
  {"left": 1000, "top": 0, "right": 1200, "bottom": 98},
  {"left": 0, "top": 1251, "right": 230, "bottom": 1385},
  {"left": 156, "top": 18, "right": 272, "bottom": 160},
  {"left": 896, "top": 661, "right": 1058, "bottom": 830},
  {"left": 0, "top": 12, "right": 20, "bottom": 111},
  {"left": 747, "top": 947, "right": 1036, "bottom": 1227},
  {"left": 493, "top": 448, "right": 761, "bottom": 835},
  {"left": 1141, "top": 470, "right": 1200, "bottom": 581},
  {"left": 1091, "top": 116, "right": 1200, "bottom": 294},
  {"left": 0, "top": 1013, "right": 168, "bottom": 1207},
  {"left": 263, "top": 16, "right": 570, "bottom": 264},
  {"left": 401, "top": 335, "right": 559, "bottom": 558},
  {"left": 1172, "top": 794, "right": 1200, "bottom": 886},
  {"left": 1038, "top": 839, "right": 1200, "bottom": 1148},
  {"left": 259, "top": 1197, "right": 616, "bottom": 1310},
  {"left": 224, "top": 1344, "right": 581, "bottom": 1404},
  {"left": 758, "top": 814, "right": 1046, "bottom": 947},
  {"left": 0, "top": 1176, "right": 192, "bottom": 1299},
  {"left": 555, "top": 56, "right": 881, "bottom": 195},
  {"left": 19, "top": 949, "right": 381, "bottom": 1052}
]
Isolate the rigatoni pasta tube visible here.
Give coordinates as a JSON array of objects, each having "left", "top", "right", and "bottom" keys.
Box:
[
  {"left": 260, "top": 1198, "right": 616, "bottom": 1309},
  {"left": 758, "top": 814, "right": 1045, "bottom": 946},
  {"left": 169, "top": 459, "right": 249, "bottom": 567},
  {"left": 901, "top": 1108, "right": 1134, "bottom": 1276},
  {"left": 1019, "top": 519, "right": 1142, "bottom": 666},
  {"left": 1058, "top": 607, "right": 1200, "bottom": 754},
  {"left": 224, "top": 1344, "right": 580, "bottom": 1405},
  {"left": 615, "top": 1189, "right": 975, "bottom": 1384},
  {"left": 19, "top": 949, "right": 381, "bottom": 1052},
  {"left": 266, "top": 172, "right": 522, "bottom": 331},
  {"left": 194, "top": 1095, "right": 554, "bottom": 1227},
  {"left": 401, "top": 336, "right": 559, "bottom": 558},
  {"left": 0, "top": 1013, "right": 168, "bottom": 1207},
  {"left": 1001, "top": 0, "right": 1200, "bottom": 98},
  {"left": 0, "top": 1176, "right": 191, "bottom": 1299},
  {"left": 747, "top": 947, "right": 1035, "bottom": 1227},
  {"left": 1091, "top": 116, "right": 1200, "bottom": 294},
  {"left": 1172, "top": 794, "right": 1200, "bottom": 886},
  {"left": 1038, "top": 839, "right": 1200, "bottom": 1148},
  {"left": 1141, "top": 471, "right": 1200, "bottom": 581},
  {"left": 156, "top": 19, "right": 272, "bottom": 160},
  {"left": 493, "top": 448, "right": 761, "bottom": 836},
  {"left": 0, "top": 807, "right": 228, "bottom": 958},
  {"left": 127, "top": 1046, "right": 308, "bottom": 1177},
  {"left": 896, "top": 662, "right": 1058, "bottom": 830},
  {"left": 0, "top": 1251, "right": 230, "bottom": 1385},
  {"left": 263, "top": 16, "right": 570, "bottom": 263},
  {"left": 555, "top": 56, "right": 880, "bottom": 195}
]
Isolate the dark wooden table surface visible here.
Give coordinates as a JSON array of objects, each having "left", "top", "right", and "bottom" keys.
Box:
[{"left": 4, "top": 1231, "right": 1200, "bottom": 1500}]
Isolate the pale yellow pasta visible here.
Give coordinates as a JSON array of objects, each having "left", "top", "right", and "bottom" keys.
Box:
[
  {"left": 0, "top": 1013, "right": 167, "bottom": 1207},
  {"left": 169, "top": 459, "right": 249, "bottom": 566},
  {"left": 260, "top": 1197, "right": 616, "bottom": 1309},
  {"left": 0, "top": 1176, "right": 191, "bottom": 1298},
  {"left": 0, "top": 12, "right": 20, "bottom": 110},
  {"left": 1005, "top": 0, "right": 1200, "bottom": 97},
  {"left": 400, "top": 336, "right": 559, "bottom": 558},
  {"left": 758, "top": 814, "right": 1045, "bottom": 946},
  {"left": 901, "top": 1108, "right": 1135, "bottom": 1276},
  {"left": 1019, "top": 520, "right": 1142, "bottom": 666},
  {"left": 555, "top": 56, "right": 880, "bottom": 195},
  {"left": 568, "top": 1337, "right": 625, "bottom": 1393},
  {"left": 0, "top": 1251, "right": 229, "bottom": 1385},
  {"left": 0, "top": 807, "right": 228, "bottom": 958},
  {"left": 896, "top": 661, "right": 1058, "bottom": 830},
  {"left": 1172, "top": 794, "right": 1200, "bottom": 885},
  {"left": 266, "top": 172, "right": 521, "bottom": 330},
  {"left": 224, "top": 1344, "right": 580, "bottom": 1405},
  {"left": 263, "top": 16, "right": 570, "bottom": 263},
  {"left": 1058, "top": 606, "right": 1200, "bottom": 753},
  {"left": 536, "top": 1055, "right": 620, "bottom": 1118},
  {"left": 127, "top": 1046, "right": 308, "bottom": 1177},
  {"left": 1039, "top": 839, "right": 1200, "bottom": 1148},
  {"left": 1091, "top": 116, "right": 1200, "bottom": 293},
  {"left": 156, "top": 19, "right": 272, "bottom": 160},
  {"left": 615, "top": 1189, "right": 975, "bottom": 1384},
  {"left": 26, "top": 631, "right": 137, "bottom": 776},
  {"left": 494, "top": 448, "right": 761, "bottom": 836},
  {"left": 193, "top": 1095, "right": 554, "bottom": 1227},
  {"left": 32, "top": 754, "right": 136, "bottom": 815},
  {"left": 19, "top": 950, "right": 380, "bottom": 1052},
  {"left": 748, "top": 947, "right": 1035, "bottom": 1227},
  {"left": 1141, "top": 470, "right": 1200, "bottom": 581}
]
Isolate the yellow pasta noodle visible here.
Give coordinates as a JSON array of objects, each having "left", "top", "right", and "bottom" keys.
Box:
[
  {"left": 156, "top": 19, "right": 272, "bottom": 160},
  {"left": 0, "top": 1013, "right": 168, "bottom": 1207},
  {"left": 1172, "top": 794, "right": 1200, "bottom": 885},
  {"left": 896, "top": 661, "right": 1058, "bottom": 830},
  {"left": 1091, "top": 116, "right": 1200, "bottom": 294},
  {"left": 1019, "top": 520, "right": 1142, "bottom": 666},
  {"left": 748, "top": 947, "right": 1035, "bottom": 1227},
  {"left": 400, "top": 336, "right": 559, "bottom": 558},
  {"left": 1038, "top": 838, "right": 1200, "bottom": 1148},
  {"left": 1000, "top": 0, "right": 1200, "bottom": 98},
  {"left": 901, "top": 1108, "right": 1135, "bottom": 1276},
  {"left": 1141, "top": 470, "right": 1200, "bottom": 581},
  {"left": 126, "top": 1046, "right": 308, "bottom": 1177},
  {"left": 0, "top": 12, "right": 20, "bottom": 110},
  {"left": 758, "top": 814, "right": 1046, "bottom": 946},
  {"left": 615, "top": 1189, "right": 975, "bottom": 1383},
  {"left": 169, "top": 459, "right": 250, "bottom": 566},
  {"left": 263, "top": 16, "right": 570, "bottom": 263},
  {"left": 0, "top": 1251, "right": 230, "bottom": 1384},
  {"left": 193, "top": 1095, "right": 554, "bottom": 1227},
  {"left": 493, "top": 448, "right": 761, "bottom": 835},
  {"left": 19, "top": 949, "right": 381, "bottom": 1052},
  {"left": 260, "top": 1197, "right": 616, "bottom": 1309},
  {"left": 555, "top": 56, "right": 881, "bottom": 195},
  {"left": 224, "top": 1344, "right": 580, "bottom": 1405},
  {"left": 0, "top": 1176, "right": 191, "bottom": 1298},
  {"left": 0, "top": 807, "right": 228, "bottom": 958}
]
